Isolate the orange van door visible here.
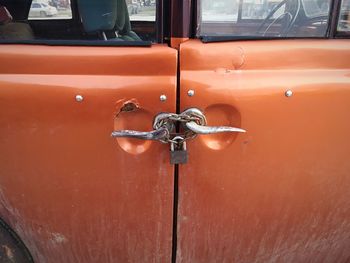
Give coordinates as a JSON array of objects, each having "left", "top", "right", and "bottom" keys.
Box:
[
  {"left": 178, "top": 39, "right": 350, "bottom": 262},
  {"left": 0, "top": 45, "right": 176, "bottom": 262}
]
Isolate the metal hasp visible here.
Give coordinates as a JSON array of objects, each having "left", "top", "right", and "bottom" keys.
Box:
[{"left": 111, "top": 108, "right": 246, "bottom": 164}]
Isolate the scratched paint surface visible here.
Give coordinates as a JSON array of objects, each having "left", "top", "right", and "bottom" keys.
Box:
[
  {"left": 178, "top": 40, "right": 350, "bottom": 262},
  {"left": 0, "top": 45, "right": 177, "bottom": 262}
]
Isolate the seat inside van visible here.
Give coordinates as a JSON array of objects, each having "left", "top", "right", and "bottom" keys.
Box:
[{"left": 77, "top": 0, "right": 141, "bottom": 41}]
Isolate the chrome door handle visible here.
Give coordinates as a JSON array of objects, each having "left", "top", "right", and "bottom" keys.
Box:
[
  {"left": 111, "top": 127, "right": 169, "bottom": 141},
  {"left": 185, "top": 121, "right": 246, "bottom": 134}
]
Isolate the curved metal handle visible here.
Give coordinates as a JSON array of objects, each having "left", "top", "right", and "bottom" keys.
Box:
[
  {"left": 111, "top": 127, "right": 169, "bottom": 141},
  {"left": 185, "top": 121, "right": 246, "bottom": 135}
]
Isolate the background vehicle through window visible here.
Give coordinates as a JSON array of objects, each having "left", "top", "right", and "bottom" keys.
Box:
[{"left": 29, "top": 0, "right": 72, "bottom": 20}]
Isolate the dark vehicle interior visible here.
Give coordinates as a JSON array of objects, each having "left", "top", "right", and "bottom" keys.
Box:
[
  {"left": 0, "top": 0, "right": 156, "bottom": 41},
  {"left": 0, "top": 0, "right": 345, "bottom": 42}
]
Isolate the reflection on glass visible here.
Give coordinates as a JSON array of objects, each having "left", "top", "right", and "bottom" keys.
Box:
[
  {"left": 128, "top": 0, "right": 156, "bottom": 21},
  {"left": 201, "top": 0, "right": 239, "bottom": 22},
  {"left": 338, "top": 0, "right": 350, "bottom": 31},
  {"left": 199, "top": 0, "right": 331, "bottom": 37},
  {"left": 28, "top": 0, "right": 72, "bottom": 20},
  {"left": 28, "top": 0, "right": 156, "bottom": 21}
]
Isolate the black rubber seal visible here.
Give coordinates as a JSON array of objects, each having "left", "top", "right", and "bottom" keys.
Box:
[
  {"left": 200, "top": 35, "right": 327, "bottom": 43},
  {"left": 0, "top": 39, "right": 152, "bottom": 47}
]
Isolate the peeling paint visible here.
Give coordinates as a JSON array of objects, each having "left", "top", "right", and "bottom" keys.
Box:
[
  {"left": 115, "top": 99, "right": 140, "bottom": 117},
  {"left": 50, "top": 233, "right": 67, "bottom": 245}
]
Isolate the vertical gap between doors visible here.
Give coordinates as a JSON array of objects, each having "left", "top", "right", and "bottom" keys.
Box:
[
  {"left": 171, "top": 165, "right": 179, "bottom": 263},
  {"left": 171, "top": 49, "right": 181, "bottom": 263}
]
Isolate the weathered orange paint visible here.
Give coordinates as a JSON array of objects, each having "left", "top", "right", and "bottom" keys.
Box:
[
  {"left": 170, "top": 37, "right": 189, "bottom": 49},
  {"left": 178, "top": 39, "right": 350, "bottom": 262},
  {"left": 0, "top": 44, "right": 177, "bottom": 262}
]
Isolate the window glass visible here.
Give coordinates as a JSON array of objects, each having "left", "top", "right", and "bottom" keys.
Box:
[
  {"left": 0, "top": 0, "right": 157, "bottom": 43},
  {"left": 28, "top": 0, "right": 72, "bottom": 20},
  {"left": 303, "top": 0, "right": 329, "bottom": 17},
  {"left": 199, "top": 0, "right": 331, "bottom": 38},
  {"left": 128, "top": 0, "right": 156, "bottom": 21},
  {"left": 338, "top": 0, "right": 350, "bottom": 31},
  {"left": 201, "top": 1, "right": 238, "bottom": 22},
  {"left": 241, "top": 1, "right": 285, "bottom": 20}
]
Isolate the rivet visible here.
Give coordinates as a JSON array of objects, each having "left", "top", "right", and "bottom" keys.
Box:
[
  {"left": 187, "top": 90, "right": 195, "bottom": 97},
  {"left": 285, "top": 90, "right": 293, "bottom": 97},
  {"left": 160, "top": 95, "right": 167, "bottom": 102},
  {"left": 75, "top": 95, "right": 84, "bottom": 102}
]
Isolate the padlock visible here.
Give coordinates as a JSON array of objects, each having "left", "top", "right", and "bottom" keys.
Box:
[{"left": 170, "top": 140, "right": 188, "bottom": 165}]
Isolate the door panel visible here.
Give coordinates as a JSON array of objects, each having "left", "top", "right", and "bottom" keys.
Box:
[
  {"left": 0, "top": 45, "right": 177, "bottom": 262},
  {"left": 178, "top": 40, "right": 350, "bottom": 262}
]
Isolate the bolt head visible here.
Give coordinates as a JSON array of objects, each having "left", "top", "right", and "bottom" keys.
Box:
[
  {"left": 75, "top": 95, "right": 84, "bottom": 102},
  {"left": 285, "top": 90, "right": 293, "bottom": 97},
  {"left": 160, "top": 95, "right": 167, "bottom": 102},
  {"left": 187, "top": 90, "right": 195, "bottom": 97}
]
